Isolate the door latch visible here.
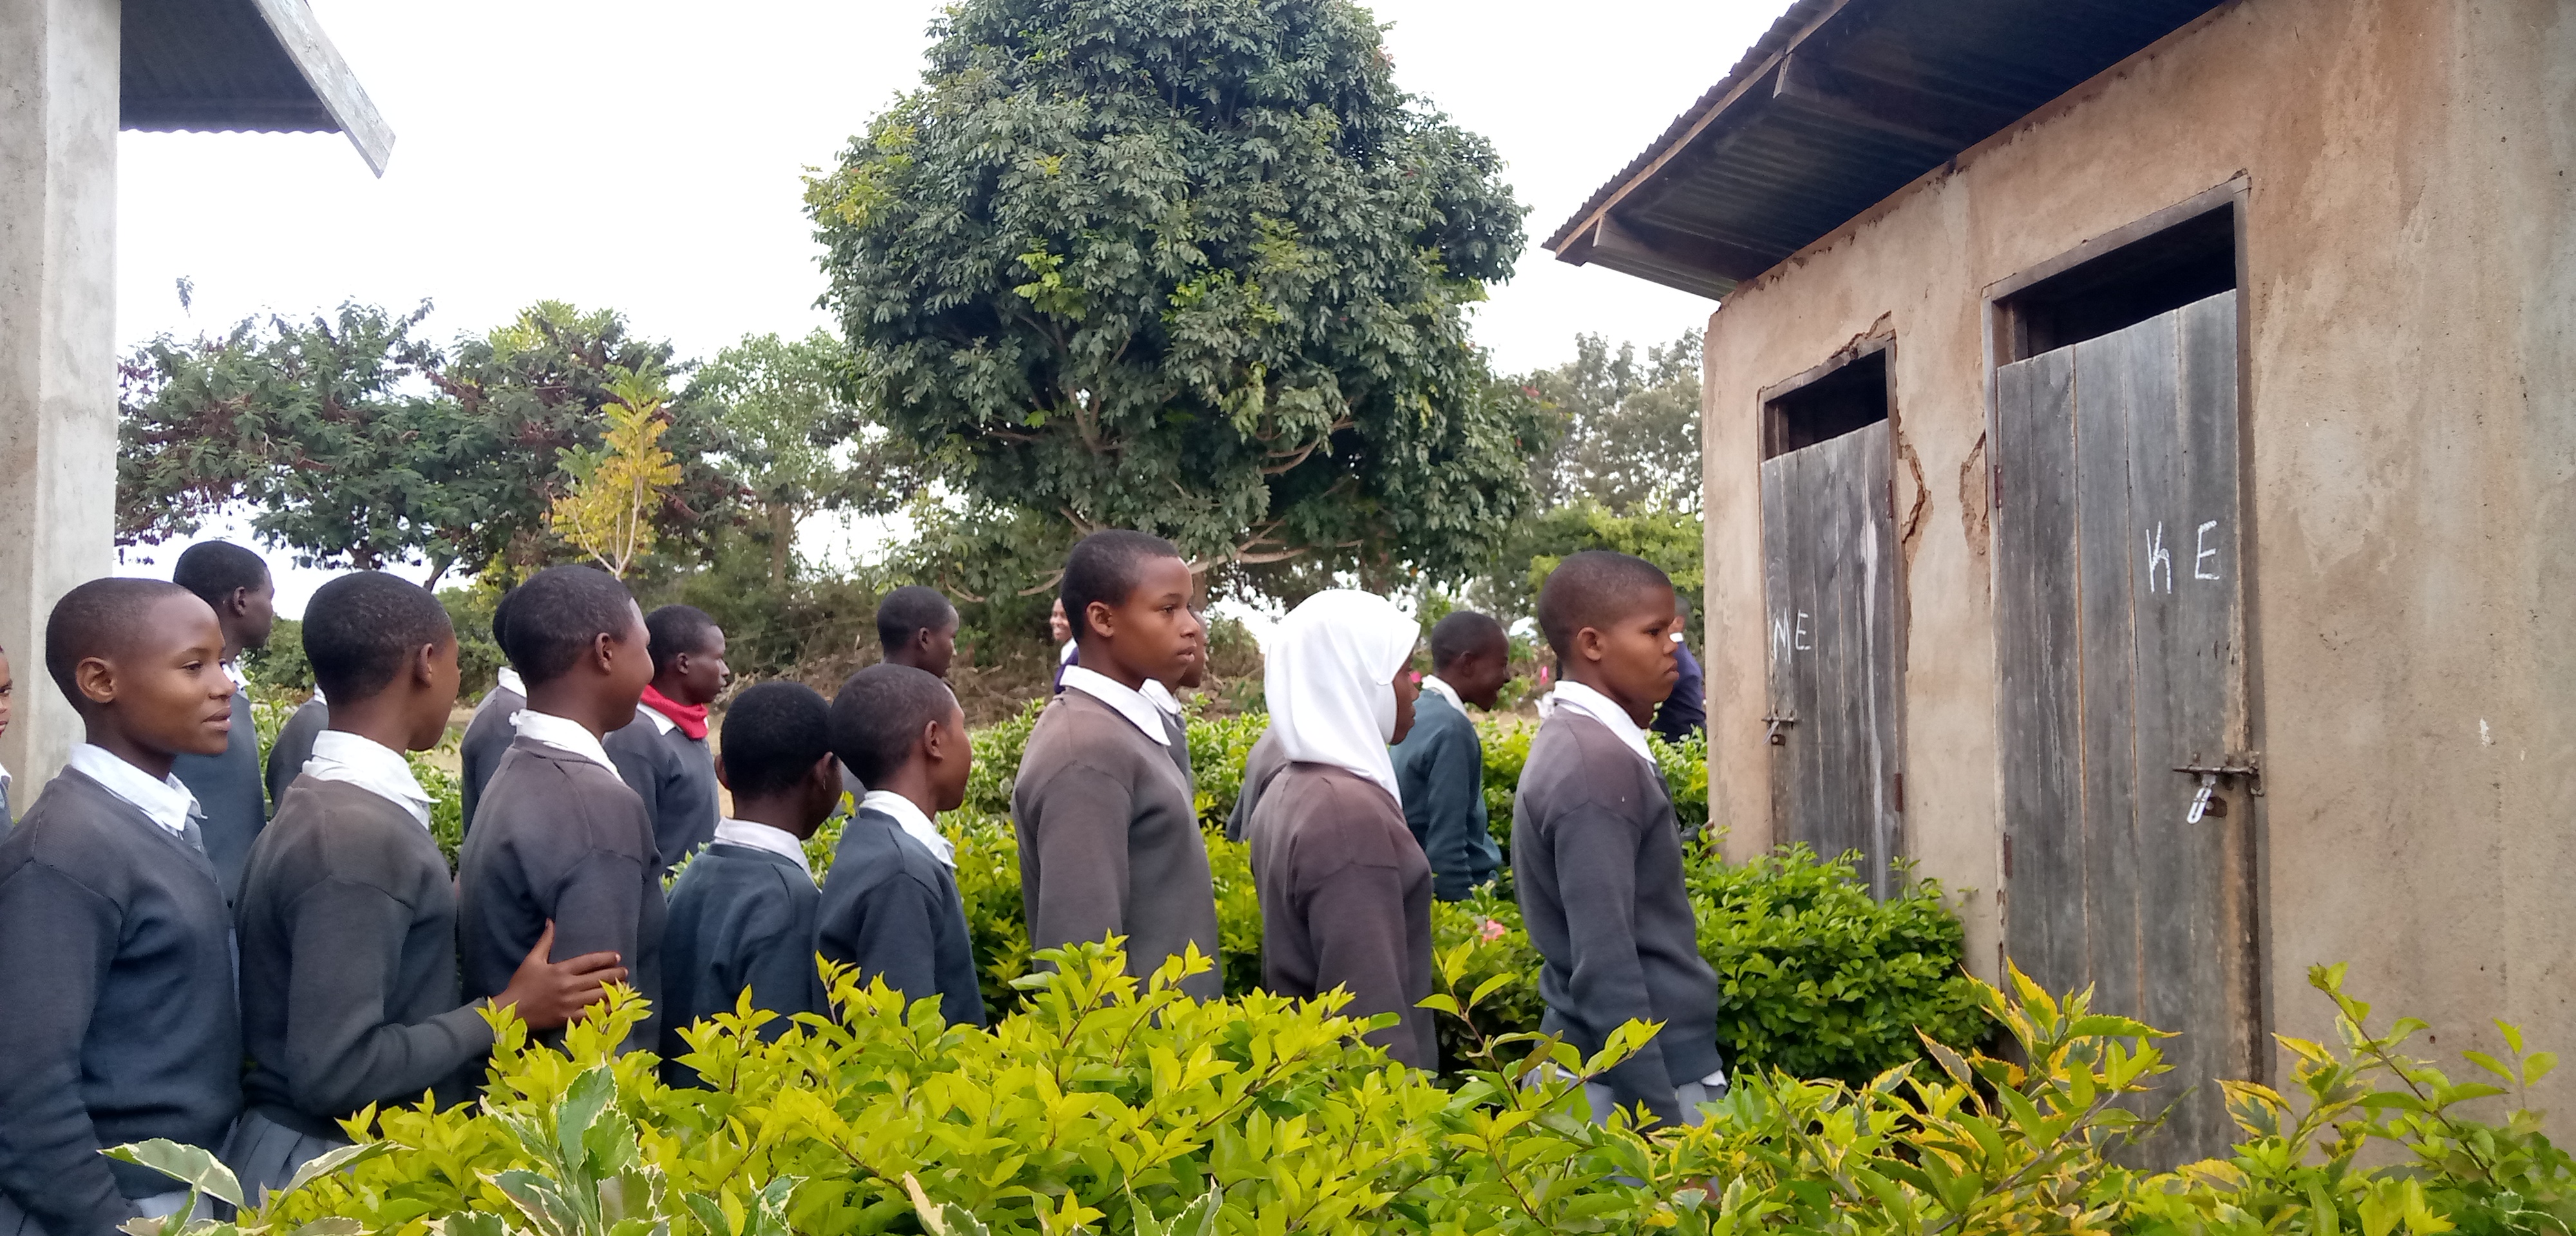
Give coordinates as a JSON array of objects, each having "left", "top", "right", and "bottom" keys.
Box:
[
  {"left": 1762, "top": 711, "right": 1797, "bottom": 745},
  {"left": 2186, "top": 772, "right": 2221, "bottom": 823},
  {"left": 2175, "top": 753, "right": 2260, "bottom": 823}
]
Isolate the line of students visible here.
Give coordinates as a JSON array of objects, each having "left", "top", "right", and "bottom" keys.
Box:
[{"left": 0, "top": 530, "right": 1720, "bottom": 1228}]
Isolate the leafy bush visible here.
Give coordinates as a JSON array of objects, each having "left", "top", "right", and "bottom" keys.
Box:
[{"left": 128, "top": 950, "right": 2573, "bottom": 1236}]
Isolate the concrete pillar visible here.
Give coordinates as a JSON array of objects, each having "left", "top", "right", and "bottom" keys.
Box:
[{"left": 0, "top": 0, "right": 118, "bottom": 793}]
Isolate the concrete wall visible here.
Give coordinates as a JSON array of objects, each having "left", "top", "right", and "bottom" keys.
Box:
[
  {"left": 0, "top": 0, "right": 119, "bottom": 794},
  {"left": 1700, "top": 0, "right": 2576, "bottom": 1083}
]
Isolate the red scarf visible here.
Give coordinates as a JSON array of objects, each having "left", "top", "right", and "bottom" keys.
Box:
[{"left": 641, "top": 684, "right": 710, "bottom": 740}]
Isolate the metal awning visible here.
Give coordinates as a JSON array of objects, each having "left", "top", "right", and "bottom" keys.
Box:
[
  {"left": 122, "top": 0, "right": 393, "bottom": 175},
  {"left": 1546, "top": 0, "right": 2228, "bottom": 299}
]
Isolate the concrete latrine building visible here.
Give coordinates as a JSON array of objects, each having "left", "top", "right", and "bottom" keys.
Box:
[{"left": 1550, "top": 0, "right": 2574, "bottom": 1159}]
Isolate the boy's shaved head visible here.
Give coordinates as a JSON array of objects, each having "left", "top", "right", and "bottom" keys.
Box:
[
  {"left": 875, "top": 585, "right": 957, "bottom": 651},
  {"left": 721, "top": 681, "right": 833, "bottom": 798},
  {"left": 305, "top": 572, "right": 455, "bottom": 703},
  {"left": 644, "top": 604, "right": 721, "bottom": 675},
  {"left": 1537, "top": 551, "right": 1674, "bottom": 660},
  {"left": 500, "top": 565, "right": 640, "bottom": 686},
  {"left": 1060, "top": 530, "right": 1183, "bottom": 641},
  {"left": 1428, "top": 610, "right": 1507, "bottom": 671},
  {"left": 171, "top": 541, "right": 269, "bottom": 609},
  {"left": 45, "top": 579, "right": 204, "bottom": 702},
  {"left": 830, "top": 662, "right": 958, "bottom": 786}
]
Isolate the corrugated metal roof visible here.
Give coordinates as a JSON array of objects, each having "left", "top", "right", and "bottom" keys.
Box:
[
  {"left": 122, "top": 0, "right": 394, "bottom": 175},
  {"left": 1548, "top": 0, "right": 2230, "bottom": 299}
]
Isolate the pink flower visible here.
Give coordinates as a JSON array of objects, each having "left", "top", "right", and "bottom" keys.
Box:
[{"left": 1477, "top": 917, "right": 1507, "bottom": 943}]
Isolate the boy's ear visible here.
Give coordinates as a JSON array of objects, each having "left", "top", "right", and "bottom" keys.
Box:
[
  {"left": 1572, "top": 626, "right": 1607, "bottom": 664},
  {"left": 1083, "top": 599, "right": 1115, "bottom": 641},
  {"left": 74, "top": 656, "right": 117, "bottom": 706},
  {"left": 713, "top": 752, "right": 733, "bottom": 791}
]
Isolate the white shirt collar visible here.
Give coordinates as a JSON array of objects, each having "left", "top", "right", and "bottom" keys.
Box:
[
  {"left": 494, "top": 667, "right": 526, "bottom": 697},
  {"left": 634, "top": 703, "right": 677, "bottom": 736},
  {"left": 1420, "top": 675, "right": 1463, "bottom": 713},
  {"left": 222, "top": 660, "right": 247, "bottom": 692},
  {"left": 65, "top": 744, "right": 204, "bottom": 838},
  {"left": 860, "top": 790, "right": 954, "bottom": 868},
  {"left": 712, "top": 817, "right": 815, "bottom": 881},
  {"left": 301, "top": 730, "right": 434, "bottom": 828},
  {"left": 1058, "top": 665, "right": 1171, "bottom": 746},
  {"left": 1059, "top": 639, "right": 1079, "bottom": 666},
  {"left": 1140, "top": 678, "right": 1185, "bottom": 717},
  {"left": 1546, "top": 680, "right": 1657, "bottom": 768},
  {"left": 510, "top": 708, "right": 621, "bottom": 774}
]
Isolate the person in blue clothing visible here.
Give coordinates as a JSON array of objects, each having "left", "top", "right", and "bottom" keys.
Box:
[
  {"left": 1651, "top": 594, "right": 1707, "bottom": 743},
  {"left": 1390, "top": 610, "right": 1513, "bottom": 901}
]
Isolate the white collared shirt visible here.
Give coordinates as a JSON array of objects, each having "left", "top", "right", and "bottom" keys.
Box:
[
  {"left": 711, "top": 817, "right": 815, "bottom": 882},
  {"left": 510, "top": 709, "right": 621, "bottom": 774},
  {"left": 222, "top": 660, "right": 247, "bottom": 692},
  {"left": 634, "top": 703, "right": 677, "bottom": 736},
  {"left": 1546, "top": 680, "right": 1657, "bottom": 769},
  {"left": 65, "top": 744, "right": 205, "bottom": 838},
  {"left": 1059, "top": 639, "right": 1078, "bottom": 666},
  {"left": 495, "top": 667, "right": 526, "bottom": 698},
  {"left": 860, "top": 790, "right": 954, "bottom": 868},
  {"left": 1058, "top": 665, "right": 1171, "bottom": 747},
  {"left": 303, "top": 729, "right": 434, "bottom": 828},
  {"left": 1141, "top": 678, "right": 1185, "bottom": 717},
  {"left": 1420, "top": 675, "right": 1464, "bottom": 713}
]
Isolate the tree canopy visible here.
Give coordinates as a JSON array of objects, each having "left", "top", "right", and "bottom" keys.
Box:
[
  {"left": 806, "top": 0, "right": 1542, "bottom": 595},
  {"left": 1522, "top": 331, "right": 1703, "bottom": 515},
  {"left": 686, "top": 330, "right": 909, "bottom": 585}
]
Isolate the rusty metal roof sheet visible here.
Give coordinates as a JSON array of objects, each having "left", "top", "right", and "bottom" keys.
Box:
[
  {"left": 1547, "top": 0, "right": 2229, "bottom": 299},
  {"left": 122, "top": 0, "right": 394, "bottom": 174}
]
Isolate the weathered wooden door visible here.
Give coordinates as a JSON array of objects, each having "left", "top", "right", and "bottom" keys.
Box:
[
  {"left": 1760, "top": 419, "right": 1900, "bottom": 896},
  {"left": 1994, "top": 289, "right": 2258, "bottom": 1163}
]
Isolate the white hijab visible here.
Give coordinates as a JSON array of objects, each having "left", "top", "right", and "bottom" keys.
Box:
[{"left": 1264, "top": 590, "right": 1421, "bottom": 805}]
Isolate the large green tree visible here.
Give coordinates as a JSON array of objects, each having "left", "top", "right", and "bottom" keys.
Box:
[
  {"left": 806, "top": 0, "right": 1541, "bottom": 594},
  {"left": 1524, "top": 331, "right": 1704, "bottom": 515},
  {"left": 685, "top": 330, "right": 910, "bottom": 585}
]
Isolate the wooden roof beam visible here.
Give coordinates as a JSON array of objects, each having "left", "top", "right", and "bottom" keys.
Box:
[
  {"left": 1770, "top": 53, "right": 2022, "bottom": 152},
  {"left": 1557, "top": 214, "right": 1748, "bottom": 300}
]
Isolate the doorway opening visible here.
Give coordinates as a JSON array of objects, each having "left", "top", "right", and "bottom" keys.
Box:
[
  {"left": 1994, "top": 198, "right": 2237, "bottom": 363},
  {"left": 1763, "top": 344, "right": 1889, "bottom": 459}
]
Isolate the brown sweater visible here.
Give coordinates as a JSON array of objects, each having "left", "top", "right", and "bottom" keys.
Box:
[
  {"left": 1249, "top": 763, "right": 1436, "bottom": 1068},
  {"left": 1010, "top": 689, "right": 1221, "bottom": 999}
]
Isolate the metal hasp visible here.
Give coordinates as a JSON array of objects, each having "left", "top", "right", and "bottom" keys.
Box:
[
  {"left": 2173, "top": 753, "right": 2264, "bottom": 796},
  {"left": 1761, "top": 711, "right": 1796, "bottom": 745}
]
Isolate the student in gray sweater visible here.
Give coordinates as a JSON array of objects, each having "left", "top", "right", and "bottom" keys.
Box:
[
  {"left": 263, "top": 691, "right": 327, "bottom": 808},
  {"left": 229, "top": 573, "right": 625, "bottom": 1201},
  {"left": 1515, "top": 551, "right": 1725, "bottom": 1128},
  {"left": 169, "top": 539, "right": 277, "bottom": 904},
  {"left": 659, "top": 682, "right": 842, "bottom": 1086},
  {"left": 1012, "top": 531, "right": 1220, "bottom": 998},
  {"left": 877, "top": 585, "right": 959, "bottom": 679},
  {"left": 605, "top": 605, "right": 730, "bottom": 876},
  {"left": 1222, "top": 727, "right": 1286, "bottom": 842},
  {"left": 459, "top": 566, "right": 665, "bottom": 1056},
  {"left": 1246, "top": 590, "right": 1436, "bottom": 1068},
  {"left": 820, "top": 664, "right": 987, "bottom": 1028},
  {"left": 460, "top": 588, "right": 526, "bottom": 836},
  {"left": 1393, "top": 611, "right": 1513, "bottom": 901},
  {"left": 0, "top": 579, "right": 244, "bottom": 1231}
]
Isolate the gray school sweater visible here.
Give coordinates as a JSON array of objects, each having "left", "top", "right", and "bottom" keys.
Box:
[
  {"left": 604, "top": 710, "right": 720, "bottom": 875},
  {"left": 0, "top": 769, "right": 242, "bottom": 1231},
  {"left": 658, "top": 840, "right": 828, "bottom": 1086},
  {"left": 238, "top": 778, "right": 494, "bottom": 1136},
  {"left": 458, "top": 682, "right": 526, "bottom": 836},
  {"left": 1222, "top": 727, "right": 1288, "bottom": 843},
  {"left": 818, "top": 809, "right": 985, "bottom": 1027},
  {"left": 1011, "top": 689, "right": 1222, "bottom": 999},
  {"left": 1392, "top": 691, "right": 1502, "bottom": 901},
  {"left": 1249, "top": 763, "right": 1437, "bottom": 1069},
  {"left": 264, "top": 695, "right": 328, "bottom": 809},
  {"left": 458, "top": 737, "right": 666, "bottom": 1054},
  {"left": 174, "top": 689, "right": 265, "bottom": 902},
  {"left": 1512, "top": 711, "right": 1723, "bottom": 1127},
  {"left": 1161, "top": 709, "right": 1193, "bottom": 791}
]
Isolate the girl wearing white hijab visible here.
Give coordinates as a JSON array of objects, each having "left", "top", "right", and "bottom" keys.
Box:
[{"left": 1245, "top": 589, "right": 1438, "bottom": 1068}]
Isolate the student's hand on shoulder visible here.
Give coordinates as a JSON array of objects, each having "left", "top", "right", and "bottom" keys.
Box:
[{"left": 492, "top": 919, "right": 628, "bottom": 1031}]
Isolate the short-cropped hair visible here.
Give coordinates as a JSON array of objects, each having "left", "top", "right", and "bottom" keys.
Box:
[
  {"left": 874, "top": 585, "right": 958, "bottom": 653},
  {"left": 1428, "top": 610, "right": 1506, "bottom": 671},
  {"left": 304, "top": 572, "right": 456, "bottom": 702},
  {"left": 645, "top": 604, "right": 721, "bottom": 674},
  {"left": 1535, "top": 551, "right": 1674, "bottom": 660},
  {"left": 45, "top": 578, "right": 202, "bottom": 704},
  {"left": 1059, "top": 530, "right": 1183, "bottom": 641},
  {"left": 830, "top": 662, "right": 959, "bottom": 787},
  {"left": 498, "top": 565, "right": 639, "bottom": 686},
  {"left": 719, "top": 681, "right": 833, "bottom": 799},
  {"left": 172, "top": 541, "right": 269, "bottom": 610}
]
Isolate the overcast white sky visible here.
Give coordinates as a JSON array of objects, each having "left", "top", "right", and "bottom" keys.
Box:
[{"left": 115, "top": 0, "right": 1786, "bottom": 613}]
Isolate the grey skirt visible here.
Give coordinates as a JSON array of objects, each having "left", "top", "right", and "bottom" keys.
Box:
[{"left": 220, "top": 1109, "right": 351, "bottom": 1211}]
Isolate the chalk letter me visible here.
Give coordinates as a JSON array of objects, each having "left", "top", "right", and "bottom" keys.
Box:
[
  {"left": 2146, "top": 522, "right": 2173, "bottom": 594},
  {"left": 2195, "top": 520, "right": 2222, "bottom": 581}
]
